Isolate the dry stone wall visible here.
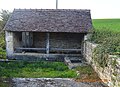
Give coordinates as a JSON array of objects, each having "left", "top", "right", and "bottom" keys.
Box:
[{"left": 84, "top": 41, "right": 120, "bottom": 87}]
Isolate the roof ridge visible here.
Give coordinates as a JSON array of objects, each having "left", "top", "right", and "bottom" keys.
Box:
[{"left": 14, "top": 9, "right": 90, "bottom": 12}]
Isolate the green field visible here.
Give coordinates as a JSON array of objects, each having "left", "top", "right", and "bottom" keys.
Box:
[{"left": 92, "top": 19, "right": 120, "bottom": 32}]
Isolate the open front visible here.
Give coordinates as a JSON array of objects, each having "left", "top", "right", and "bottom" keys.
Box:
[{"left": 14, "top": 32, "right": 85, "bottom": 55}]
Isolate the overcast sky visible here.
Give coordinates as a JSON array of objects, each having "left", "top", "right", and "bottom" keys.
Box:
[{"left": 0, "top": 0, "right": 120, "bottom": 19}]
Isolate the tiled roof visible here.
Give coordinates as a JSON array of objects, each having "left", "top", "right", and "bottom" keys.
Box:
[{"left": 4, "top": 9, "right": 92, "bottom": 33}]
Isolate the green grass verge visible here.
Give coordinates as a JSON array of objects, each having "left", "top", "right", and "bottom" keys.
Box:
[{"left": 0, "top": 61, "right": 76, "bottom": 78}]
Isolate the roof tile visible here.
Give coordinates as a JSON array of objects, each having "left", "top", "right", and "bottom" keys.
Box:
[{"left": 4, "top": 9, "right": 92, "bottom": 33}]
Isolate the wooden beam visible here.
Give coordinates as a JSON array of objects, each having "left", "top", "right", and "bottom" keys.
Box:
[
  {"left": 50, "top": 48, "right": 82, "bottom": 52},
  {"left": 46, "top": 33, "right": 50, "bottom": 54},
  {"left": 15, "top": 48, "right": 81, "bottom": 52},
  {"left": 15, "top": 48, "right": 46, "bottom": 51}
]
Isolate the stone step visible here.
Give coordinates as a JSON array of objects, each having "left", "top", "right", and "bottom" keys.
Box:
[{"left": 64, "top": 57, "right": 88, "bottom": 69}]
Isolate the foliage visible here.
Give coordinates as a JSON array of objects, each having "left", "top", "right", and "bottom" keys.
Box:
[
  {"left": 0, "top": 32, "right": 5, "bottom": 48},
  {"left": 0, "top": 61, "right": 76, "bottom": 78},
  {"left": 0, "top": 48, "right": 6, "bottom": 59},
  {"left": 101, "top": 37, "right": 120, "bottom": 55},
  {"left": 0, "top": 9, "right": 11, "bottom": 29},
  {"left": 89, "top": 19, "right": 120, "bottom": 68},
  {"left": 0, "top": 10, "right": 10, "bottom": 58},
  {"left": 88, "top": 28, "right": 120, "bottom": 44},
  {"left": 0, "top": 32, "right": 6, "bottom": 59},
  {"left": 93, "top": 37, "right": 120, "bottom": 68},
  {"left": 93, "top": 46, "right": 109, "bottom": 68}
]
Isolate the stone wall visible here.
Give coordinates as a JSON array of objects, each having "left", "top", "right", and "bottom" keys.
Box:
[
  {"left": 13, "top": 32, "right": 46, "bottom": 48},
  {"left": 33, "top": 32, "right": 84, "bottom": 49},
  {"left": 84, "top": 41, "right": 120, "bottom": 87},
  {"left": 5, "top": 31, "right": 14, "bottom": 59},
  {"left": 50, "top": 33, "right": 84, "bottom": 49},
  {"left": 33, "top": 32, "right": 46, "bottom": 48},
  {"left": 13, "top": 32, "right": 22, "bottom": 48}
]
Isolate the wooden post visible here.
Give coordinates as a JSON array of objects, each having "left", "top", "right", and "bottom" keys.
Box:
[
  {"left": 56, "top": 0, "right": 58, "bottom": 9},
  {"left": 22, "top": 32, "right": 26, "bottom": 47},
  {"left": 26, "top": 32, "right": 29, "bottom": 47},
  {"left": 83, "top": 35, "right": 87, "bottom": 56},
  {"left": 29, "top": 32, "right": 33, "bottom": 47},
  {"left": 22, "top": 32, "right": 33, "bottom": 47},
  {"left": 46, "top": 33, "right": 49, "bottom": 54}
]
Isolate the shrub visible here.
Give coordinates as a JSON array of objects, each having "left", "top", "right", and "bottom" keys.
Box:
[
  {"left": 88, "top": 28, "right": 120, "bottom": 44},
  {"left": 89, "top": 28, "right": 120, "bottom": 68}
]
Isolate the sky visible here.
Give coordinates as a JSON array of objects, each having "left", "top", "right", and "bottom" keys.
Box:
[{"left": 0, "top": 0, "right": 120, "bottom": 19}]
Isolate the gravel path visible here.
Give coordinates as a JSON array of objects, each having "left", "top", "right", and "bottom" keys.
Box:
[{"left": 11, "top": 78, "right": 108, "bottom": 87}]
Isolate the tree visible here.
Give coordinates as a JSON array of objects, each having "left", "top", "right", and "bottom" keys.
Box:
[
  {"left": 0, "top": 21, "right": 2, "bottom": 31},
  {"left": 0, "top": 10, "right": 11, "bottom": 49},
  {"left": 0, "top": 9, "right": 11, "bottom": 30}
]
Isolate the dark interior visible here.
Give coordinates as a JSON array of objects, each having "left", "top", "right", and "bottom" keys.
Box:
[{"left": 13, "top": 32, "right": 85, "bottom": 54}]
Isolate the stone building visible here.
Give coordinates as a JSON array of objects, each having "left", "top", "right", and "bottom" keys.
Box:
[{"left": 4, "top": 9, "right": 92, "bottom": 61}]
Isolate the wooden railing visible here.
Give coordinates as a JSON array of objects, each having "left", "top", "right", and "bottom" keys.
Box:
[{"left": 15, "top": 47, "right": 82, "bottom": 54}]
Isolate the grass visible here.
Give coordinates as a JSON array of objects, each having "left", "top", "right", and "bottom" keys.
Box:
[
  {"left": 0, "top": 61, "right": 77, "bottom": 78},
  {"left": 0, "top": 61, "right": 100, "bottom": 82},
  {"left": 92, "top": 19, "right": 120, "bottom": 32},
  {"left": 75, "top": 66, "right": 101, "bottom": 82}
]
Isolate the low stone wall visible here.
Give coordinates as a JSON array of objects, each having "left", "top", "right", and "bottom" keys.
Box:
[
  {"left": 12, "top": 53, "right": 82, "bottom": 61},
  {"left": 84, "top": 41, "right": 120, "bottom": 87}
]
